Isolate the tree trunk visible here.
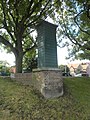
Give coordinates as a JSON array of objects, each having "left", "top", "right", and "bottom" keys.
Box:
[
  {"left": 14, "top": 24, "right": 24, "bottom": 73},
  {"left": 16, "top": 54, "right": 23, "bottom": 73}
]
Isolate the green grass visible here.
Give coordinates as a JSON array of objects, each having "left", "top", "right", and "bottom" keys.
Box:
[
  {"left": 0, "top": 77, "right": 90, "bottom": 120},
  {"left": 64, "top": 77, "right": 90, "bottom": 117}
]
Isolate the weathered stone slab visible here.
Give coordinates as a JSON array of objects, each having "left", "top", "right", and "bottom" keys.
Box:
[
  {"left": 33, "top": 68, "right": 63, "bottom": 98},
  {"left": 12, "top": 73, "right": 33, "bottom": 85},
  {"left": 11, "top": 69, "right": 63, "bottom": 99}
]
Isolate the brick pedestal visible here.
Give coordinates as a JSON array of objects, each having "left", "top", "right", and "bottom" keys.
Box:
[{"left": 33, "top": 68, "right": 63, "bottom": 98}]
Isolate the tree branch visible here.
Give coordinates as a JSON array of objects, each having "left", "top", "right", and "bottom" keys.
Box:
[
  {"left": 83, "top": 1, "right": 90, "bottom": 19},
  {"left": 87, "top": 4, "right": 90, "bottom": 19},
  {"left": 20, "top": 0, "right": 44, "bottom": 28},
  {"left": 60, "top": 8, "right": 82, "bottom": 47},
  {"left": 9, "top": 11, "right": 16, "bottom": 24},
  {"left": 0, "top": 35, "right": 17, "bottom": 55},
  {"left": 14, "top": 0, "right": 20, "bottom": 31},
  {"left": 21, "top": 0, "right": 34, "bottom": 24},
  {"left": 1, "top": 0, "right": 16, "bottom": 42},
  {"left": 27, "top": 0, "right": 59, "bottom": 28},
  {"left": 23, "top": 43, "right": 37, "bottom": 55},
  {"left": 23, "top": 29, "right": 35, "bottom": 38},
  {"left": 26, "top": 0, "right": 53, "bottom": 27},
  {"left": 14, "top": 0, "right": 21, "bottom": 7},
  {"left": 74, "top": 10, "right": 90, "bottom": 36}
]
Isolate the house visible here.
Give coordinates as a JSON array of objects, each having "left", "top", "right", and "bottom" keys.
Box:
[
  {"left": 86, "top": 64, "right": 90, "bottom": 77},
  {"left": 9, "top": 66, "right": 16, "bottom": 73},
  {"left": 79, "top": 63, "right": 88, "bottom": 76},
  {"left": 68, "top": 62, "right": 90, "bottom": 77},
  {"left": 67, "top": 63, "right": 80, "bottom": 76}
]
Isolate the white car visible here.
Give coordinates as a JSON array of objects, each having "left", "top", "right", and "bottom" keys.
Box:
[{"left": 74, "top": 73, "right": 82, "bottom": 77}]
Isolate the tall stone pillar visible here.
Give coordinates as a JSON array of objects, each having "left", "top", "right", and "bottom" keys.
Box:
[
  {"left": 33, "top": 20, "right": 63, "bottom": 98},
  {"left": 37, "top": 20, "right": 58, "bottom": 68}
]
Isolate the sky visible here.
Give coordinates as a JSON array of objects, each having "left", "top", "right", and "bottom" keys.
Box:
[
  {"left": 0, "top": 46, "right": 89, "bottom": 66},
  {"left": 0, "top": 49, "right": 15, "bottom": 66},
  {"left": 0, "top": 47, "right": 69, "bottom": 66}
]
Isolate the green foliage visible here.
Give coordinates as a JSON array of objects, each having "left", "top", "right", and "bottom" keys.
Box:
[
  {"left": 1, "top": 0, "right": 90, "bottom": 72},
  {"left": 0, "top": 60, "right": 10, "bottom": 76},
  {"left": 23, "top": 49, "right": 37, "bottom": 72},
  {"left": 59, "top": 65, "right": 70, "bottom": 76},
  {"left": 59, "top": 65, "right": 70, "bottom": 73},
  {"left": 55, "top": 0, "right": 90, "bottom": 60},
  {"left": 0, "top": 0, "right": 60, "bottom": 73}
]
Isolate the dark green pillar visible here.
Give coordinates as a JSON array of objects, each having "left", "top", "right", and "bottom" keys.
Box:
[{"left": 37, "top": 20, "right": 58, "bottom": 68}]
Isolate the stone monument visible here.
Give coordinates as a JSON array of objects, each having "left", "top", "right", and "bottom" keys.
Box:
[
  {"left": 33, "top": 20, "right": 63, "bottom": 98},
  {"left": 37, "top": 20, "right": 58, "bottom": 68}
]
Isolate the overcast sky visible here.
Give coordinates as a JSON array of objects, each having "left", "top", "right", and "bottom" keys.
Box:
[
  {"left": 0, "top": 47, "right": 89, "bottom": 66},
  {"left": 0, "top": 46, "right": 69, "bottom": 66}
]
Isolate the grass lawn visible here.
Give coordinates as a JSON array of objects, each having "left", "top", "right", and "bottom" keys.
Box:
[{"left": 0, "top": 77, "right": 90, "bottom": 120}]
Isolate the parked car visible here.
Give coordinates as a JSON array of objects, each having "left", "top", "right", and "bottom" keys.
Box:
[{"left": 74, "top": 73, "right": 82, "bottom": 77}]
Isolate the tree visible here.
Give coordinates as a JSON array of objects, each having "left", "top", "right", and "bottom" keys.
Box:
[
  {"left": 0, "top": 60, "right": 9, "bottom": 66},
  {"left": 23, "top": 48, "right": 37, "bottom": 72},
  {"left": 55, "top": 0, "right": 90, "bottom": 60},
  {"left": 0, "top": 0, "right": 59, "bottom": 73},
  {"left": 0, "top": 60, "right": 10, "bottom": 76},
  {"left": 59, "top": 65, "right": 70, "bottom": 76}
]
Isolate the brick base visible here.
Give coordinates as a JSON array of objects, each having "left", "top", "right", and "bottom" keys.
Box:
[
  {"left": 33, "top": 68, "right": 63, "bottom": 98},
  {"left": 11, "top": 73, "right": 33, "bottom": 85},
  {"left": 12, "top": 68, "right": 63, "bottom": 98}
]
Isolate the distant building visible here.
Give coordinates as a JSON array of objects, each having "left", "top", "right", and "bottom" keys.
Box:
[
  {"left": 68, "top": 62, "right": 90, "bottom": 77},
  {"left": 10, "top": 66, "right": 16, "bottom": 73},
  {"left": 79, "top": 63, "right": 88, "bottom": 76},
  {"left": 67, "top": 63, "right": 80, "bottom": 76},
  {"left": 86, "top": 64, "right": 90, "bottom": 77}
]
